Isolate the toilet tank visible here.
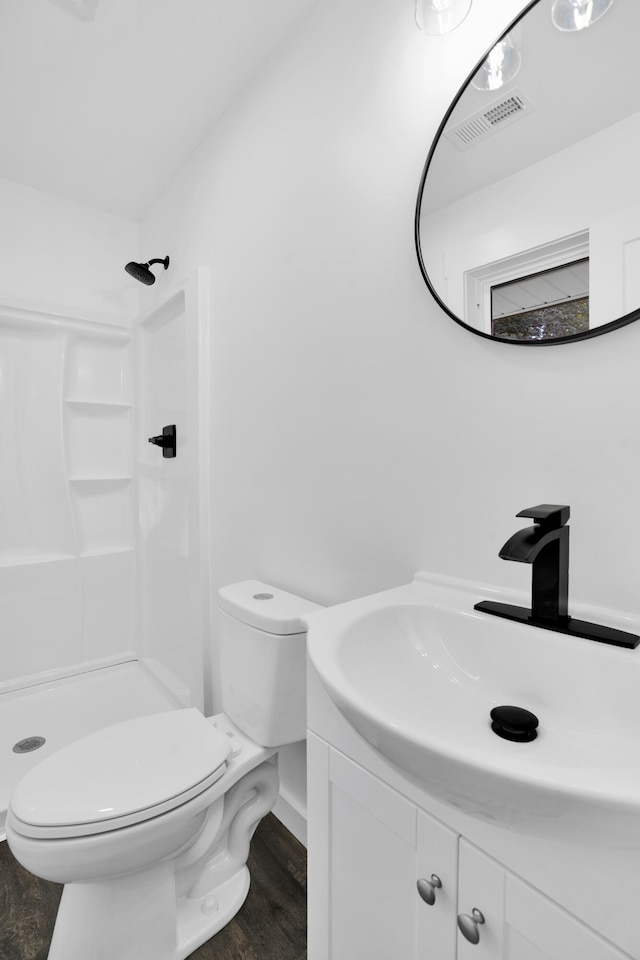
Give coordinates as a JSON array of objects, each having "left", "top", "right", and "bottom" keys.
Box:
[{"left": 217, "top": 580, "right": 323, "bottom": 748}]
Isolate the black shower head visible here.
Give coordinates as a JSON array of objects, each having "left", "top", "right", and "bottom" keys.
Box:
[{"left": 124, "top": 256, "right": 170, "bottom": 285}]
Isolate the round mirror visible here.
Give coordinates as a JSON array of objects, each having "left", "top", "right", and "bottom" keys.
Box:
[{"left": 416, "top": 0, "right": 640, "bottom": 344}]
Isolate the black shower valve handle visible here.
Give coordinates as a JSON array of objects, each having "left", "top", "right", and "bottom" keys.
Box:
[{"left": 148, "top": 424, "right": 177, "bottom": 458}]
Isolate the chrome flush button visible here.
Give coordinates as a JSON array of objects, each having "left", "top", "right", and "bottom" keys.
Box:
[{"left": 253, "top": 593, "right": 274, "bottom": 600}]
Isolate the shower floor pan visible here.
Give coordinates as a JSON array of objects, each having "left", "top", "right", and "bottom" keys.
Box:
[{"left": 0, "top": 660, "right": 182, "bottom": 840}]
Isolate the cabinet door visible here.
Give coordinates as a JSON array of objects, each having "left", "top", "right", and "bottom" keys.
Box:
[
  {"left": 457, "top": 841, "right": 632, "bottom": 960},
  {"left": 457, "top": 840, "right": 506, "bottom": 959},
  {"left": 416, "top": 809, "right": 458, "bottom": 958},
  {"left": 327, "top": 747, "right": 419, "bottom": 960},
  {"left": 503, "top": 873, "right": 632, "bottom": 960},
  {"left": 307, "top": 737, "right": 458, "bottom": 960}
]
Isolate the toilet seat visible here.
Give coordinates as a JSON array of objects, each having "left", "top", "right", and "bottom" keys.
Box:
[{"left": 9, "top": 709, "right": 231, "bottom": 840}]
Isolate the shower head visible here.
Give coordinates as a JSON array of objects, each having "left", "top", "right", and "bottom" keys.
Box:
[{"left": 124, "top": 256, "right": 170, "bottom": 285}]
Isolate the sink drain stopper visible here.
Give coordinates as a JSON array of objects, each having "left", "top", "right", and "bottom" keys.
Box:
[
  {"left": 13, "top": 736, "right": 46, "bottom": 754},
  {"left": 490, "top": 706, "right": 539, "bottom": 742}
]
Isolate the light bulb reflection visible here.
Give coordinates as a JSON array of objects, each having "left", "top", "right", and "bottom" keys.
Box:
[
  {"left": 415, "top": 0, "right": 472, "bottom": 35},
  {"left": 471, "top": 34, "right": 521, "bottom": 92},
  {"left": 551, "top": 0, "right": 615, "bottom": 32}
]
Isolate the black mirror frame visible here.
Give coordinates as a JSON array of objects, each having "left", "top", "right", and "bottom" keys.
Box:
[{"left": 414, "top": 0, "right": 640, "bottom": 346}]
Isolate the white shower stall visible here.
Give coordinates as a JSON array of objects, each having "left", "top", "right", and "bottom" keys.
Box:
[
  {"left": 0, "top": 251, "right": 210, "bottom": 838},
  {"left": 1, "top": 308, "right": 135, "bottom": 679}
]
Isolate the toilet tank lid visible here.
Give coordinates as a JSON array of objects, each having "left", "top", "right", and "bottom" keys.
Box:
[{"left": 218, "top": 580, "right": 323, "bottom": 634}]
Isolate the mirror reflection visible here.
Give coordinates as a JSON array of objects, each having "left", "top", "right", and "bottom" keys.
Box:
[{"left": 416, "top": 0, "right": 640, "bottom": 343}]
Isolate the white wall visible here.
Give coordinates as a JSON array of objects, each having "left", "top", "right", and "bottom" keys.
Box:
[
  {"left": 0, "top": 176, "right": 139, "bottom": 324},
  {"left": 140, "top": 0, "right": 640, "bottom": 828}
]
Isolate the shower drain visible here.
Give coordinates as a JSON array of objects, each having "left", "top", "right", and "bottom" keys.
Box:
[{"left": 12, "top": 736, "right": 46, "bottom": 754}]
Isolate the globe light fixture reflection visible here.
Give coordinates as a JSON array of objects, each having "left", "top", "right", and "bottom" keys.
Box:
[
  {"left": 551, "top": 0, "right": 615, "bottom": 32},
  {"left": 415, "top": 0, "right": 472, "bottom": 35},
  {"left": 471, "top": 34, "right": 521, "bottom": 92}
]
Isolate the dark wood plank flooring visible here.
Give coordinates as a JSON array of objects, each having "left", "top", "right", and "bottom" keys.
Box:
[{"left": 0, "top": 814, "right": 307, "bottom": 960}]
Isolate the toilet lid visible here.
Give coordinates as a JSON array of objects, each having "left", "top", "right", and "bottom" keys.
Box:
[{"left": 10, "top": 709, "right": 231, "bottom": 837}]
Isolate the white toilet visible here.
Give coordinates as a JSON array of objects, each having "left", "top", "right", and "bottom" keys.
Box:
[{"left": 6, "top": 581, "right": 321, "bottom": 960}]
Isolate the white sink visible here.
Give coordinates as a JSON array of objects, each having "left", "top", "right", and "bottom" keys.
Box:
[{"left": 305, "top": 573, "right": 640, "bottom": 844}]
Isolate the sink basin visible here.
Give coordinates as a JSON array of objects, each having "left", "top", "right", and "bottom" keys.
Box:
[{"left": 305, "top": 572, "right": 640, "bottom": 845}]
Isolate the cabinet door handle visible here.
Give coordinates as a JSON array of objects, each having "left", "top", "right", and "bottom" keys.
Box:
[
  {"left": 457, "top": 908, "right": 485, "bottom": 944},
  {"left": 416, "top": 875, "right": 442, "bottom": 906}
]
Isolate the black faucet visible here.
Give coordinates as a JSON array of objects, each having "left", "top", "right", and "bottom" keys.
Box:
[
  {"left": 475, "top": 504, "right": 640, "bottom": 649},
  {"left": 500, "top": 504, "right": 570, "bottom": 627}
]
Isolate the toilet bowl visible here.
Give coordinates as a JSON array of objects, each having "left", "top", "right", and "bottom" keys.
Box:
[{"left": 6, "top": 581, "right": 322, "bottom": 960}]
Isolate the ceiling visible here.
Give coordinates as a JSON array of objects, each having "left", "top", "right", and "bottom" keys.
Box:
[{"left": 0, "top": 0, "right": 315, "bottom": 220}]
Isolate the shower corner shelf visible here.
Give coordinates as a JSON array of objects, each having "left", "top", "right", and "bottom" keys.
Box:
[
  {"left": 69, "top": 472, "right": 134, "bottom": 558},
  {"left": 0, "top": 551, "right": 76, "bottom": 569},
  {"left": 80, "top": 546, "right": 134, "bottom": 559},
  {"left": 70, "top": 476, "right": 133, "bottom": 484},
  {"left": 64, "top": 397, "right": 132, "bottom": 409}
]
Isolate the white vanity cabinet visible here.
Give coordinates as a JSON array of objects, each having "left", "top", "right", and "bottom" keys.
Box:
[
  {"left": 308, "top": 735, "right": 457, "bottom": 959},
  {"left": 307, "top": 734, "right": 632, "bottom": 960},
  {"left": 456, "top": 841, "right": 629, "bottom": 960}
]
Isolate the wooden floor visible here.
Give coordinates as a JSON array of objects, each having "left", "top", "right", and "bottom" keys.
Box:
[{"left": 0, "top": 814, "right": 307, "bottom": 960}]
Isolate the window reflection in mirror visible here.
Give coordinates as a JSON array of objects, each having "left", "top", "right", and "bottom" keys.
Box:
[
  {"left": 416, "top": 0, "right": 640, "bottom": 344},
  {"left": 491, "top": 258, "right": 589, "bottom": 341}
]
